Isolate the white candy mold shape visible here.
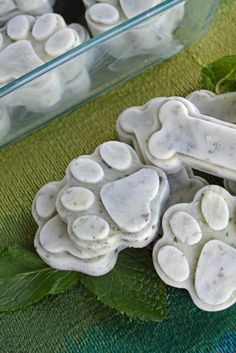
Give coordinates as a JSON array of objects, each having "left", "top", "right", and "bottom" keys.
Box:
[
  {"left": 117, "top": 96, "right": 236, "bottom": 181},
  {"left": 117, "top": 97, "right": 208, "bottom": 207},
  {"left": 33, "top": 180, "right": 119, "bottom": 275},
  {"left": 33, "top": 141, "right": 169, "bottom": 275},
  {"left": 0, "top": 0, "right": 55, "bottom": 26},
  {"left": 153, "top": 185, "right": 236, "bottom": 312},
  {"left": 187, "top": 90, "right": 236, "bottom": 196},
  {"left": 0, "top": 14, "right": 90, "bottom": 112},
  {"left": 85, "top": 1, "right": 185, "bottom": 59},
  {"left": 56, "top": 141, "right": 169, "bottom": 255}
]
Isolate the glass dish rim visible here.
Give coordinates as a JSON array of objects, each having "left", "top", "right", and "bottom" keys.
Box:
[{"left": 0, "top": 0, "right": 185, "bottom": 98}]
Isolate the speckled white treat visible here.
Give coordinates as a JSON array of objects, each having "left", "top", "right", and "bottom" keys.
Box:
[
  {"left": 187, "top": 90, "right": 236, "bottom": 124},
  {"left": 153, "top": 185, "right": 236, "bottom": 311},
  {"left": 0, "top": 13, "right": 90, "bottom": 112},
  {"left": 117, "top": 96, "right": 236, "bottom": 181},
  {"left": 33, "top": 141, "right": 169, "bottom": 275},
  {"left": 0, "top": 0, "right": 55, "bottom": 26},
  {"left": 187, "top": 90, "right": 236, "bottom": 196},
  {"left": 85, "top": 0, "right": 185, "bottom": 59}
]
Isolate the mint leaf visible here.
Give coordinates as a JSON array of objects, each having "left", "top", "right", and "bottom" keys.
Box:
[
  {"left": 80, "top": 248, "right": 167, "bottom": 322},
  {"left": 201, "top": 55, "right": 236, "bottom": 93},
  {"left": 0, "top": 246, "right": 79, "bottom": 312}
]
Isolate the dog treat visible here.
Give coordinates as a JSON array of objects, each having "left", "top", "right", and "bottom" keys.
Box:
[
  {"left": 0, "top": 0, "right": 55, "bottom": 26},
  {"left": 153, "top": 185, "right": 236, "bottom": 311},
  {"left": 0, "top": 13, "right": 90, "bottom": 112},
  {"left": 117, "top": 97, "right": 236, "bottom": 180},
  {"left": 187, "top": 90, "right": 236, "bottom": 196},
  {"left": 33, "top": 141, "right": 169, "bottom": 275},
  {"left": 84, "top": 0, "right": 185, "bottom": 58},
  {"left": 187, "top": 90, "right": 236, "bottom": 124}
]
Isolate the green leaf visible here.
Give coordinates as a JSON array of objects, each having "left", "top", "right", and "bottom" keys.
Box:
[
  {"left": 0, "top": 246, "right": 79, "bottom": 312},
  {"left": 80, "top": 248, "right": 167, "bottom": 322},
  {"left": 201, "top": 55, "right": 236, "bottom": 93}
]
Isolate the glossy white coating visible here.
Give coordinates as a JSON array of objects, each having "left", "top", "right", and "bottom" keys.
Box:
[
  {"left": 33, "top": 141, "right": 169, "bottom": 275},
  {"left": 153, "top": 185, "right": 236, "bottom": 311}
]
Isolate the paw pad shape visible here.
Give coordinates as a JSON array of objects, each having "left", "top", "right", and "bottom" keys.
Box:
[
  {"left": 33, "top": 141, "right": 169, "bottom": 276},
  {"left": 0, "top": 0, "right": 55, "bottom": 26},
  {"left": 153, "top": 185, "right": 236, "bottom": 311}
]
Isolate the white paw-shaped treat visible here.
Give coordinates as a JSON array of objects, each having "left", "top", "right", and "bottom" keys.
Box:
[
  {"left": 33, "top": 141, "right": 169, "bottom": 275},
  {"left": 0, "top": 14, "right": 90, "bottom": 112},
  {"left": 33, "top": 180, "right": 119, "bottom": 275},
  {"left": 153, "top": 185, "right": 236, "bottom": 311},
  {"left": 85, "top": 1, "right": 184, "bottom": 58},
  {"left": 117, "top": 96, "right": 236, "bottom": 180},
  {"left": 0, "top": 104, "right": 11, "bottom": 141},
  {"left": 187, "top": 90, "right": 236, "bottom": 196},
  {"left": 0, "top": 0, "right": 55, "bottom": 26}
]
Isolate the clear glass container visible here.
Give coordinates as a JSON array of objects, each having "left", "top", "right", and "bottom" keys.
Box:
[{"left": 0, "top": 0, "right": 220, "bottom": 148}]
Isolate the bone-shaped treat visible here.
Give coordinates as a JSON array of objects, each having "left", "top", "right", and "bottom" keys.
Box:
[
  {"left": 117, "top": 97, "right": 236, "bottom": 180},
  {"left": 187, "top": 90, "right": 236, "bottom": 195},
  {"left": 33, "top": 141, "right": 169, "bottom": 275},
  {"left": 153, "top": 185, "right": 236, "bottom": 312}
]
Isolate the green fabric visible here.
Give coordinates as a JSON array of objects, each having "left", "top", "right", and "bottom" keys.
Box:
[{"left": 0, "top": 1, "right": 236, "bottom": 352}]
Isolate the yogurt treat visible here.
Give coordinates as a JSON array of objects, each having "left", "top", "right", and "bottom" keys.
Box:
[
  {"left": 84, "top": 0, "right": 185, "bottom": 59},
  {"left": 0, "top": 0, "right": 55, "bottom": 26},
  {"left": 187, "top": 90, "right": 236, "bottom": 195},
  {"left": 153, "top": 185, "right": 236, "bottom": 312},
  {"left": 33, "top": 141, "right": 169, "bottom": 276},
  {"left": 117, "top": 96, "right": 236, "bottom": 180},
  {"left": 0, "top": 14, "right": 90, "bottom": 112},
  {"left": 187, "top": 90, "right": 236, "bottom": 124}
]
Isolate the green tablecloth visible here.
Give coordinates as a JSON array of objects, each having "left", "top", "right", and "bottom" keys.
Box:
[{"left": 0, "top": 1, "right": 236, "bottom": 352}]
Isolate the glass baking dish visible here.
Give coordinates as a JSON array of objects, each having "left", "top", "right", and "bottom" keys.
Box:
[{"left": 0, "top": 0, "right": 219, "bottom": 148}]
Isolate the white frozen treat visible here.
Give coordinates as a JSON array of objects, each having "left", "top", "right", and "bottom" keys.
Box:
[
  {"left": 117, "top": 96, "right": 236, "bottom": 180},
  {"left": 187, "top": 90, "right": 236, "bottom": 196},
  {"left": 33, "top": 141, "right": 169, "bottom": 275},
  {"left": 0, "top": 13, "right": 90, "bottom": 112},
  {"left": 187, "top": 90, "right": 236, "bottom": 124},
  {"left": 119, "top": 0, "right": 162, "bottom": 18},
  {"left": 153, "top": 185, "right": 236, "bottom": 311},
  {"left": 85, "top": 1, "right": 185, "bottom": 59},
  {"left": 0, "top": 0, "right": 55, "bottom": 26}
]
